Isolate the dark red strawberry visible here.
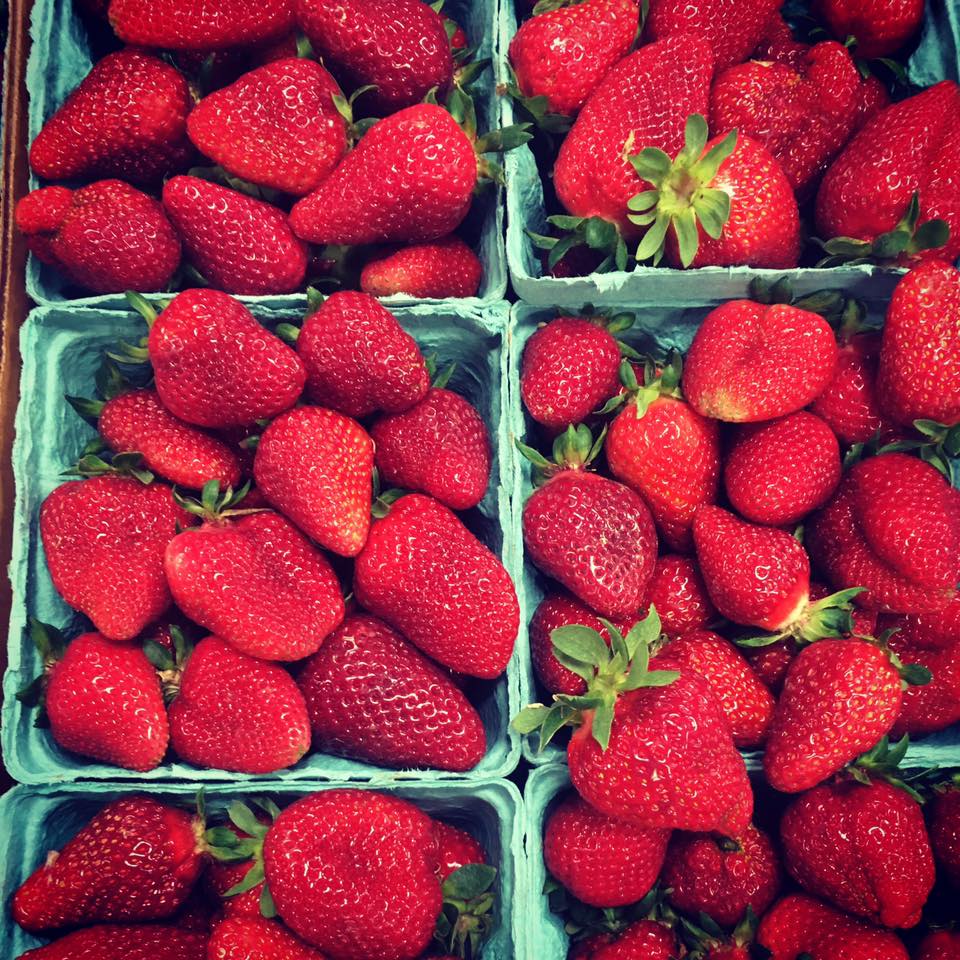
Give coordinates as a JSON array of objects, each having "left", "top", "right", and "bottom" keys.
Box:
[
  {"left": 432, "top": 821, "right": 486, "bottom": 882},
  {"left": 916, "top": 930, "right": 960, "bottom": 960},
  {"left": 359, "top": 236, "right": 483, "bottom": 299},
  {"left": 642, "top": 554, "right": 717, "bottom": 637},
  {"left": 590, "top": 920, "right": 680, "bottom": 960},
  {"left": 815, "top": 0, "right": 925, "bottom": 59},
  {"left": 297, "top": 613, "right": 486, "bottom": 771},
  {"left": 29, "top": 49, "right": 192, "bottom": 184},
  {"left": 854, "top": 74, "right": 892, "bottom": 129},
  {"left": 207, "top": 915, "right": 327, "bottom": 959},
  {"left": 18, "top": 925, "right": 208, "bottom": 960},
  {"left": 754, "top": 11, "right": 808, "bottom": 68},
  {"left": 929, "top": 787, "right": 960, "bottom": 888}
]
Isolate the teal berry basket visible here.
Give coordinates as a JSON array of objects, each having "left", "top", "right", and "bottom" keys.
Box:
[
  {"left": 497, "top": 0, "right": 960, "bottom": 307},
  {"left": 0, "top": 777, "right": 525, "bottom": 960},
  {"left": 508, "top": 297, "right": 960, "bottom": 772},
  {"left": 1, "top": 299, "right": 524, "bottom": 785},
  {"left": 24, "top": 0, "right": 507, "bottom": 307}
]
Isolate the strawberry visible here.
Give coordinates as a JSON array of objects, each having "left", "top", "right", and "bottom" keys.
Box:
[
  {"left": 167, "top": 635, "right": 311, "bottom": 772},
  {"left": 589, "top": 920, "right": 680, "bottom": 960},
  {"left": 297, "top": 613, "right": 486, "bottom": 771},
  {"left": 877, "top": 259, "right": 960, "bottom": 428},
  {"left": 294, "top": 0, "right": 453, "bottom": 113},
  {"left": 29, "top": 50, "right": 192, "bottom": 184},
  {"left": 723, "top": 412, "right": 841, "bottom": 527},
  {"left": 370, "top": 386, "right": 491, "bottom": 510},
  {"left": 605, "top": 354, "right": 721, "bottom": 551},
  {"left": 165, "top": 501, "right": 345, "bottom": 661},
  {"left": 708, "top": 42, "right": 861, "bottom": 198},
  {"left": 16, "top": 181, "right": 181, "bottom": 295},
  {"left": 141, "top": 289, "right": 307, "bottom": 429},
  {"left": 359, "top": 236, "right": 483, "bottom": 299},
  {"left": 854, "top": 74, "right": 892, "bottom": 130},
  {"left": 815, "top": 0, "right": 925, "bottom": 59},
  {"left": 754, "top": 12, "right": 808, "bottom": 69},
  {"left": 917, "top": 931, "right": 960, "bottom": 960},
  {"left": 663, "top": 824, "right": 782, "bottom": 927},
  {"left": 508, "top": 0, "right": 640, "bottom": 117},
  {"left": 543, "top": 793, "right": 669, "bottom": 908},
  {"left": 207, "top": 915, "right": 327, "bottom": 959},
  {"left": 780, "top": 776, "right": 934, "bottom": 928},
  {"left": 12, "top": 796, "right": 204, "bottom": 932},
  {"left": 40, "top": 476, "right": 189, "bottom": 640},
  {"left": 204, "top": 811, "right": 271, "bottom": 918},
  {"left": 682, "top": 300, "right": 838, "bottom": 422},
  {"left": 162, "top": 176, "right": 307, "bottom": 295},
  {"left": 763, "top": 639, "right": 905, "bottom": 792},
  {"left": 353, "top": 493, "right": 519, "bottom": 678},
  {"left": 432, "top": 821, "right": 486, "bottom": 882},
  {"left": 187, "top": 59, "right": 347, "bottom": 196},
  {"left": 294, "top": 291, "right": 429, "bottom": 419},
  {"left": 108, "top": 0, "right": 296, "bottom": 49},
  {"left": 929, "top": 787, "right": 960, "bottom": 888},
  {"left": 17, "top": 926, "right": 208, "bottom": 960},
  {"left": 642, "top": 555, "right": 717, "bottom": 637}
]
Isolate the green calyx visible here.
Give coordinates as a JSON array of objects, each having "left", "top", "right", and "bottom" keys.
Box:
[
  {"left": 15, "top": 618, "right": 68, "bottom": 723},
  {"left": 528, "top": 215, "right": 630, "bottom": 274},
  {"left": 143, "top": 625, "right": 192, "bottom": 705},
  {"left": 434, "top": 863, "right": 498, "bottom": 960},
  {"left": 185, "top": 165, "right": 285, "bottom": 206},
  {"left": 331, "top": 86, "right": 381, "bottom": 144},
  {"left": 681, "top": 908, "right": 757, "bottom": 958},
  {"left": 425, "top": 353, "right": 457, "bottom": 389},
  {"left": 371, "top": 485, "right": 406, "bottom": 520},
  {"left": 737, "top": 587, "right": 865, "bottom": 649},
  {"left": 598, "top": 351, "right": 683, "bottom": 418},
  {"left": 849, "top": 735, "right": 926, "bottom": 802},
  {"left": 549, "top": 883, "right": 671, "bottom": 945},
  {"left": 880, "top": 419, "right": 960, "bottom": 481},
  {"left": 500, "top": 65, "right": 573, "bottom": 135},
  {"left": 172, "top": 479, "right": 259, "bottom": 523},
  {"left": 628, "top": 114, "right": 736, "bottom": 268},
  {"left": 511, "top": 606, "right": 678, "bottom": 752},
  {"left": 62, "top": 451, "right": 155, "bottom": 486},
  {"left": 515, "top": 423, "right": 606, "bottom": 483},
  {"left": 748, "top": 276, "right": 867, "bottom": 331},
  {"left": 873, "top": 627, "right": 934, "bottom": 689}
]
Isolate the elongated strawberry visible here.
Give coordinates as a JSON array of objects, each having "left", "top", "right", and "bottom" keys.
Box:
[
  {"left": 815, "top": 0, "right": 924, "bottom": 59},
  {"left": 354, "top": 493, "right": 519, "bottom": 678},
  {"left": 297, "top": 613, "right": 486, "bottom": 771},
  {"left": 207, "top": 915, "right": 327, "bottom": 960},
  {"left": 29, "top": 49, "right": 192, "bottom": 184},
  {"left": 642, "top": 554, "right": 717, "bottom": 637},
  {"left": 18, "top": 925, "right": 208, "bottom": 960},
  {"left": 12, "top": 797, "right": 204, "bottom": 932},
  {"left": 432, "top": 821, "right": 486, "bottom": 882},
  {"left": 359, "top": 236, "right": 483, "bottom": 299}
]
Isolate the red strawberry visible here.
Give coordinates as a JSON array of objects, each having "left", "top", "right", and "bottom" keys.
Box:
[
  {"left": 929, "top": 788, "right": 960, "bottom": 888},
  {"left": 18, "top": 926, "right": 207, "bottom": 960},
  {"left": 165, "top": 507, "right": 345, "bottom": 661},
  {"left": 877, "top": 259, "right": 960, "bottom": 427},
  {"left": 763, "top": 639, "right": 904, "bottom": 792},
  {"left": 815, "top": 0, "right": 925, "bottom": 59},
  {"left": 187, "top": 59, "right": 346, "bottom": 196},
  {"left": 642, "top": 555, "right": 717, "bottom": 637},
  {"left": 29, "top": 50, "right": 192, "bottom": 184},
  {"left": 294, "top": 0, "right": 452, "bottom": 113},
  {"left": 754, "top": 12, "right": 808, "bottom": 68},
  {"left": 143, "top": 289, "right": 307, "bottom": 429},
  {"left": 780, "top": 777, "right": 934, "bottom": 927},
  {"left": 664, "top": 824, "right": 782, "bottom": 927},
  {"left": 12, "top": 796, "right": 204, "bottom": 932},
  {"left": 295, "top": 291, "right": 429, "bottom": 419},
  {"left": 162, "top": 177, "right": 307, "bottom": 295},
  {"left": 297, "top": 613, "right": 486, "bottom": 771},
  {"left": 854, "top": 74, "right": 892, "bottom": 129},
  {"left": 359, "top": 236, "right": 483, "bottom": 299},
  {"left": 354, "top": 493, "right": 519, "bottom": 678},
  {"left": 205, "top": 816, "right": 267, "bottom": 918},
  {"left": 432, "top": 821, "right": 486, "bottom": 882},
  {"left": 370, "top": 387, "right": 491, "bottom": 510},
  {"left": 590, "top": 920, "right": 680, "bottom": 960},
  {"left": 40, "top": 476, "right": 189, "bottom": 640},
  {"left": 207, "top": 915, "right": 326, "bottom": 959},
  {"left": 917, "top": 931, "right": 960, "bottom": 960},
  {"left": 108, "top": 0, "right": 296, "bottom": 49},
  {"left": 723, "top": 412, "right": 841, "bottom": 527},
  {"left": 682, "top": 300, "right": 838, "bottom": 422},
  {"left": 508, "top": 0, "right": 640, "bottom": 117},
  {"left": 16, "top": 181, "right": 180, "bottom": 294},
  {"left": 543, "top": 793, "right": 669, "bottom": 908}
]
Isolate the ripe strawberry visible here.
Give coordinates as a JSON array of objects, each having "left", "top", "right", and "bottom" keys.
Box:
[
  {"left": 916, "top": 931, "right": 960, "bottom": 960},
  {"left": 295, "top": 291, "right": 429, "bottom": 419},
  {"left": 723, "top": 412, "right": 841, "bottom": 527},
  {"left": 642, "top": 555, "right": 717, "bottom": 637},
  {"left": 12, "top": 796, "right": 203, "bottom": 932},
  {"left": 763, "top": 639, "right": 904, "bottom": 792},
  {"left": 40, "top": 476, "right": 189, "bottom": 640},
  {"left": 205, "top": 824, "right": 266, "bottom": 918},
  {"left": 780, "top": 777, "right": 934, "bottom": 928},
  {"left": 354, "top": 493, "right": 519, "bottom": 678},
  {"left": 187, "top": 59, "right": 347, "bottom": 196},
  {"left": 162, "top": 177, "right": 307, "bottom": 295},
  {"left": 29, "top": 49, "right": 192, "bottom": 184},
  {"left": 16, "top": 181, "right": 180, "bottom": 294},
  {"left": 508, "top": 0, "right": 640, "bottom": 117},
  {"left": 854, "top": 74, "right": 892, "bottom": 129},
  {"left": 165, "top": 506, "right": 345, "bottom": 661},
  {"left": 877, "top": 259, "right": 960, "bottom": 427},
  {"left": 297, "top": 613, "right": 486, "bottom": 771},
  {"left": 815, "top": 0, "right": 925, "bottom": 59},
  {"left": 432, "top": 821, "right": 486, "bottom": 882},
  {"left": 370, "top": 386, "right": 491, "bottom": 510},
  {"left": 929, "top": 788, "right": 960, "bottom": 887},
  {"left": 207, "top": 915, "right": 326, "bottom": 959},
  {"left": 590, "top": 920, "right": 680, "bottom": 960},
  {"left": 359, "top": 236, "right": 483, "bottom": 299},
  {"left": 543, "top": 793, "right": 669, "bottom": 908},
  {"left": 143, "top": 289, "right": 307, "bottom": 429},
  {"left": 294, "top": 0, "right": 453, "bottom": 113},
  {"left": 17, "top": 926, "right": 208, "bottom": 960},
  {"left": 664, "top": 824, "right": 781, "bottom": 927},
  {"left": 263, "top": 790, "right": 441, "bottom": 958},
  {"left": 108, "top": 0, "right": 295, "bottom": 49},
  {"left": 754, "top": 11, "right": 808, "bottom": 68},
  {"left": 682, "top": 300, "right": 838, "bottom": 422}
]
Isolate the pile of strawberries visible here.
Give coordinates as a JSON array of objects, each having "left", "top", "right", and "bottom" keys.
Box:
[
  {"left": 23, "top": 285, "right": 519, "bottom": 776},
  {"left": 509, "top": 0, "right": 959, "bottom": 274},
  {"left": 8, "top": 788, "right": 496, "bottom": 959}
]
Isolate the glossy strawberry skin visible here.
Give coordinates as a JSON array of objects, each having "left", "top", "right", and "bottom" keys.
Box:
[
  {"left": 764, "top": 639, "right": 903, "bottom": 793},
  {"left": 18, "top": 925, "right": 208, "bottom": 960},
  {"left": 683, "top": 300, "right": 838, "bottom": 422},
  {"left": 359, "top": 236, "right": 482, "bottom": 299},
  {"left": 12, "top": 797, "right": 203, "bottom": 933},
  {"left": 40, "top": 477, "right": 189, "bottom": 641},
  {"left": 664, "top": 824, "right": 781, "bottom": 927},
  {"left": 148, "top": 289, "right": 306, "bottom": 429},
  {"left": 929, "top": 789, "right": 960, "bottom": 888},
  {"left": 207, "top": 915, "right": 326, "bottom": 960},
  {"left": 815, "top": 0, "right": 925, "bottom": 58},
  {"left": 29, "top": 49, "right": 192, "bottom": 184},
  {"left": 509, "top": 0, "right": 639, "bottom": 116},
  {"left": 591, "top": 920, "right": 679, "bottom": 960},
  {"left": 544, "top": 793, "right": 669, "bottom": 908},
  {"left": 916, "top": 930, "right": 960, "bottom": 960},
  {"left": 642, "top": 554, "right": 716, "bottom": 636},
  {"left": 432, "top": 821, "right": 486, "bottom": 881},
  {"left": 297, "top": 613, "right": 486, "bottom": 771},
  {"left": 290, "top": 104, "right": 476, "bottom": 245}
]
